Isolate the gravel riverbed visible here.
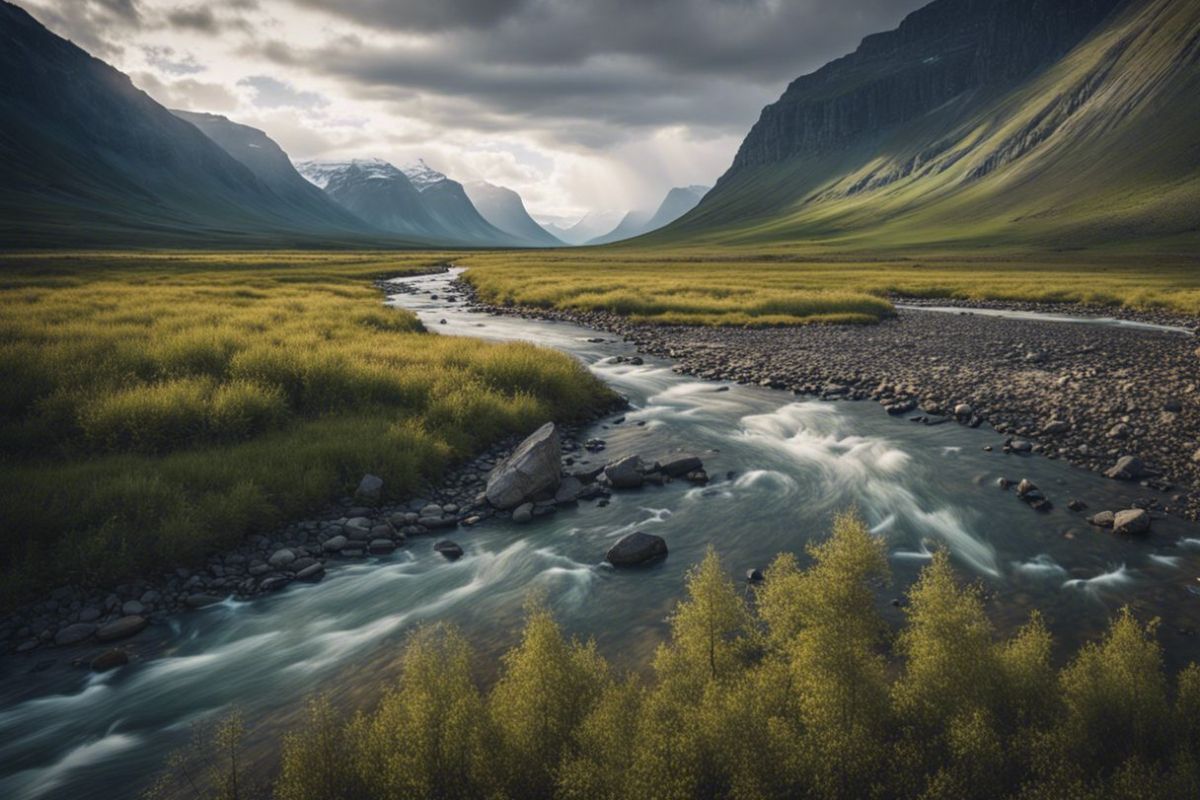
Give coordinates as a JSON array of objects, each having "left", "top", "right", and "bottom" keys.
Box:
[{"left": 461, "top": 283, "right": 1200, "bottom": 521}]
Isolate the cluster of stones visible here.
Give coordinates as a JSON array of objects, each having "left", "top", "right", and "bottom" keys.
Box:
[
  {"left": 480, "top": 421, "right": 706, "bottom": 566},
  {"left": 996, "top": 470, "right": 1154, "bottom": 536}
]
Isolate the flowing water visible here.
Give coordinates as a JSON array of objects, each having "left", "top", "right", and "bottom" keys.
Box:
[{"left": 3, "top": 269, "right": 1200, "bottom": 799}]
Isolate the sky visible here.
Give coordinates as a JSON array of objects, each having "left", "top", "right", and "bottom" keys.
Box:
[{"left": 20, "top": 0, "right": 928, "bottom": 223}]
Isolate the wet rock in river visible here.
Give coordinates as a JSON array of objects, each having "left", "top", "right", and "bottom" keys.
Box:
[
  {"left": 96, "top": 615, "right": 147, "bottom": 642},
  {"left": 54, "top": 623, "right": 96, "bottom": 647},
  {"left": 368, "top": 539, "right": 396, "bottom": 554},
  {"left": 604, "top": 455, "right": 645, "bottom": 489},
  {"left": 606, "top": 531, "right": 668, "bottom": 567},
  {"left": 554, "top": 477, "right": 583, "bottom": 504},
  {"left": 1105, "top": 455, "right": 1145, "bottom": 481},
  {"left": 1113, "top": 508, "right": 1151, "bottom": 535},
  {"left": 1088, "top": 510, "right": 1115, "bottom": 528},
  {"left": 512, "top": 503, "right": 535, "bottom": 524},
  {"left": 90, "top": 648, "right": 128, "bottom": 672},
  {"left": 486, "top": 422, "right": 562, "bottom": 509},
  {"left": 435, "top": 541, "right": 464, "bottom": 560},
  {"left": 659, "top": 454, "right": 703, "bottom": 477},
  {"left": 295, "top": 563, "right": 325, "bottom": 582}
]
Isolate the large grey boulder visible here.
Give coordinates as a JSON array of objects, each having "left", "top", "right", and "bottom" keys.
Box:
[
  {"left": 97, "top": 615, "right": 147, "bottom": 642},
  {"left": 356, "top": 474, "right": 384, "bottom": 502},
  {"left": 55, "top": 623, "right": 96, "bottom": 646},
  {"left": 486, "top": 422, "right": 562, "bottom": 509},
  {"left": 606, "top": 531, "right": 668, "bottom": 567},
  {"left": 659, "top": 455, "right": 703, "bottom": 478}
]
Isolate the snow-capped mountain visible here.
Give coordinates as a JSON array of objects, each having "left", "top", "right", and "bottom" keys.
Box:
[
  {"left": 400, "top": 159, "right": 450, "bottom": 190},
  {"left": 296, "top": 157, "right": 523, "bottom": 246}
]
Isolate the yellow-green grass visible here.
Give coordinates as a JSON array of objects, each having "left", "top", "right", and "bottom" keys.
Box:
[
  {"left": 459, "top": 246, "right": 1200, "bottom": 325},
  {"left": 0, "top": 251, "right": 615, "bottom": 602}
]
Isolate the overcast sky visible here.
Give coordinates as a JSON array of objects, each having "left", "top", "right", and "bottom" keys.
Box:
[{"left": 20, "top": 0, "right": 927, "bottom": 222}]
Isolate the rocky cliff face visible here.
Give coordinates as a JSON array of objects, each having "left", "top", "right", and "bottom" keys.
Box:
[{"left": 729, "top": 0, "right": 1126, "bottom": 171}]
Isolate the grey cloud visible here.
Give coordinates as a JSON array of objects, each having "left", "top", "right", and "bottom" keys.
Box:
[
  {"left": 141, "top": 45, "right": 205, "bottom": 75},
  {"left": 133, "top": 71, "right": 240, "bottom": 111},
  {"left": 22, "top": 0, "right": 143, "bottom": 57},
  {"left": 165, "top": 5, "right": 218, "bottom": 32},
  {"left": 237, "top": 75, "right": 330, "bottom": 109}
]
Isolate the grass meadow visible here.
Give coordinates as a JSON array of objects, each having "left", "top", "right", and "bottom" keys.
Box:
[
  {"left": 0, "top": 251, "right": 614, "bottom": 602},
  {"left": 459, "top": 246, "right": 1200, "bottom": 325}
]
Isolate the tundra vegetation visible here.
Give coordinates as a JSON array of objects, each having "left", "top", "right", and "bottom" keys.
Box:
[
  {"left": 459, "top": 248, "right": 1200, "bottom": 326},
  {"left": 0, "top": 252, "right": 613, "bottom": 603},
  {"left": 155, "top": 513, "right": 1200, "bottom": 800}
]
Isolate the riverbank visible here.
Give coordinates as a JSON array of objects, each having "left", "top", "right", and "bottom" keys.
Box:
[{"left": 459, "top": 280, "right": 1200, "bottom": 521}]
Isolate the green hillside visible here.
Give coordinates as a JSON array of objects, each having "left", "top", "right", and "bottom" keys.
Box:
[{"left": 650, "top": 0, "right": 1200, "bottom": 257}]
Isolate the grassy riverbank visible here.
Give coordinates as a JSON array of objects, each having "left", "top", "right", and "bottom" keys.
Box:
[
  {"left": 459, "top": 245, "right": 1200, "bottom": 325},
  {"left": 0, "top": 252, "right": 614, "bottom": 602},
  {"left": 156, "top": 514, "right": 1200, "bottom": 800}
]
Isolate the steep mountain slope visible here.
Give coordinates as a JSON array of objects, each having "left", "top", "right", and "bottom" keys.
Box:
[
  {"left": 399, "top": 161, "right": 525, "bottom": 246},
  {"left": 587, "top": 185, "right": 710, "bottom": 245},
  {"left": 172, "top": 110, "right": 373, "bottom": 233},
  {"left": 653, "top": 0, "right": 1199, "bottom": 255},
  {"left": 0, "top": 1, "right": 391, "bottom": 248},
  {"left": 464, "top": 181, "right": 562, "bottom": 246}
]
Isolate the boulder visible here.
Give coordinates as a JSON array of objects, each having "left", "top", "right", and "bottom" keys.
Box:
[
  {"left": 185, "top": 594, "right": 222, "bottom": 608},
  {"left": 512, "top": 503, "right": 535, "bottom": 524},
  {"left": 485, "top": 422, "right": 562, "bottom": 509},
  {"left": 322, "top": 535, "right": 347, "bottom": 553},
  {"left": 659, "top": 455, "right": 703, "bottom": 478},
  {"left": 418, "top": 516, "right": 457, "bottom": 530},
  {"left": 356, "top": 474, "right": 384, "bottom": 502},
  {"left": 121, "top": 600, "right": 144, "bottom": 617},
  {"left": 605, "top": 531, "right": 668, "bottom": 567},
  {"left": 1009, "top": 440, "right": 1033, "bottom": 453},
  {"left": 90, "top": 648, "right": 129, "bottom": 672},
  {"left": 604, "top": 455, "right": 645, "bottom": 489},
  {"left": 1015, "top": 479, "right": 1041, "bottom": 499},
  {"left": 54, "top": 623, "right": 96, "bottom": 646},
  {"left": 96, "top": 615, "right": 147, "bottom": 642},
  {"left": 368, "top": 538, "right": 396, "bottom": 554},
  {"left": 554, "top": 477, "right": 583, "bottom": 504},
  {"left": 435, "top": 540, "right": 464, "bottom": 560},
  {"left": 1113, "top": 508, "right": 1151, "bottom": 535},
  {"left": 1043, "top": 420, "right": 1071, "bottom": 435},
  {"left": 268, "top": 548, "right": 296, "bottom": 569},
  {"left": 954, "top": 403, "right": 972, "bottom": 417},
  {"left": 296, "top": 563, "right": 325, "bottom": 582},
  {"left": 1088, "top": 511, "right": 1115, "bottom": 528},
  {"left": 1105, "top": 455, "right": 1145, "bottom": 480},
  {"left": 259, "top": 576, "right": 291, "bottom": 592},
  {"left": 746, "top": 568, "right": 765, "bottom": 583}
]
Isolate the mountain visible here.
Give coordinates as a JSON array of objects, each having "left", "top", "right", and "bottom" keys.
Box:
[
  {"left": 400, "top": 160, "right": 525, "bottom": 246},
  {"left": 463, "top": 181, "right": 562, "bottom": 246},
  {"left": 296, "top": 158, "right": 523, "bottom": 246},
  {"left": 0, "top": 1, "right": 393, "bottom": 248},
  {"left": 652, "top": 0, "right": 1200, "bottom": 255},
  {"left": 171, "top": 110, "right": 372, "bottom": 233},
  {"left": 587, "top": 185, "right": 709, "bottom": 245},
  {"left": 545, "top": 211, "right": 625, "bottom": 245}
]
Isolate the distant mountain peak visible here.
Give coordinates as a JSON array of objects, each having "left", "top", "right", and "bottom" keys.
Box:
[
  {"left": 294, "top": 158, "right": 403, "bottom": 189},
  {"left": 401, "top": 159, "right": 449, "bottom": 190}
]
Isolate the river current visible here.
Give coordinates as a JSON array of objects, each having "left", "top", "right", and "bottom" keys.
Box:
[{"left": 2, "top": 269, "right": 1199, "bottom": 799}]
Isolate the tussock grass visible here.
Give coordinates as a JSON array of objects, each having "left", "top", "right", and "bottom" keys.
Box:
[
  {"left": 0, "top": 252, "right": 613, "bottom": 600},
  {"left": 460, "top": 246, "right": 1200, "bottom": 324}
]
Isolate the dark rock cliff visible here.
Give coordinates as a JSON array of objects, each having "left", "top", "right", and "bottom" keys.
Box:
[{"left": 728, "top": 0, "right": 1127, "bottom": 171}]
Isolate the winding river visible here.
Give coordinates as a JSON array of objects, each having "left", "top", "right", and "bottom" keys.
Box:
[{"left": 2, "top": 269, "right": 1199, "bottom": 799}]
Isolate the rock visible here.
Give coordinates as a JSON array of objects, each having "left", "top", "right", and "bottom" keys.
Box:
[
  {"left": 554, "top": 477, "right": 583, "bottom": 504},
  {"left": 296, "top": 563, "right": 325, "bottom": 582},
  {"left": 1088, "top": 511, "right": 1115, "bottom": 528},
  {"left": 686, "top": 469, "right": 710, "bottom": 485},
  {"left": 1113, "top": 508, "right": 1151, "bottom": 535},
  {"left": 605, "top": 531, "right": 668, "bottom": 567},
  {"left": 954, "top": 403, "right": 972, "bottom": 417},
  {"left": 356, "top": 474, "right": 384, "bottom": 502},
  {"left": 485, "top": 422, "right": 562, "bottom": 509},
  {"left": 1105, "top": 455, "right": 1145, "bottom": 480},
  {"left": 259, "top": 576, "right": 291, "bottom": 592},
  {"left": 659, "top": 455, "right": 704, "bottom": 477},
  {"left": 604, "top": 455, "right": 645, "bottom": 489},
  {"left": 1164, "top": 399, "right": 1183, "bottom": 413},
  {"left": 1043, "top": 420, "right": 1071, "bottom": 435},
  {"left": 512, "top": 503, "right": 535, "bottom": 524},
  {"left": 96, "top": 615, "right": 148, "bottom": 642},
  {"left": 368, "top": 538, "right": 396, "bottom": 554},
  {"left": 746, "top": 568, "right": 764, "bottom": 583},
  {"left": 322, "top": 535, "right": 347, "bottom": 553},
  {"left": 54, "top": 623, "right": 96, "bottom": 646},
  {"left": 418, "top": 516, "right": 457, "bottom": 530},
  {"left": 185, "top": 594, "right": 222, "bottom": 608},
  {"left": 121, "top": 600, "right": 144, "bottom": 617},
  {"left": 1009, "top": 440, "right": 1032, "bottom": 453},
  {"left": 78, "top": 607, "right": 101, "bottom": 623},
  {"left": 90, "top": 648, "right": 129, "bottom": 672},
  {"left": 435, "top": 540, "right": 464, "bottom": 560},
  {"left": 1016, "top": 479, "right": 1040, "bottom": 498},
  {"left": 1193, "top": 448, "right": 1200, "bottom": 464},
  {"left": 268, "top": 548, "right": 296, "bottom": 569},
  {"left": 1067, "top": 499, "right": 1087, "bottom": 512}
]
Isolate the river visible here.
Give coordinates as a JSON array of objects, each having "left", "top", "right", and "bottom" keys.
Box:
[{"left": 2, "top": 268, "right": 1199, "bottom": 799}]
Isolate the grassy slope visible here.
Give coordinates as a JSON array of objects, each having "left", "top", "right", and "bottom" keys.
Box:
[{"left": 0, "top": 252, "right": 614, "bottom": 601}]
